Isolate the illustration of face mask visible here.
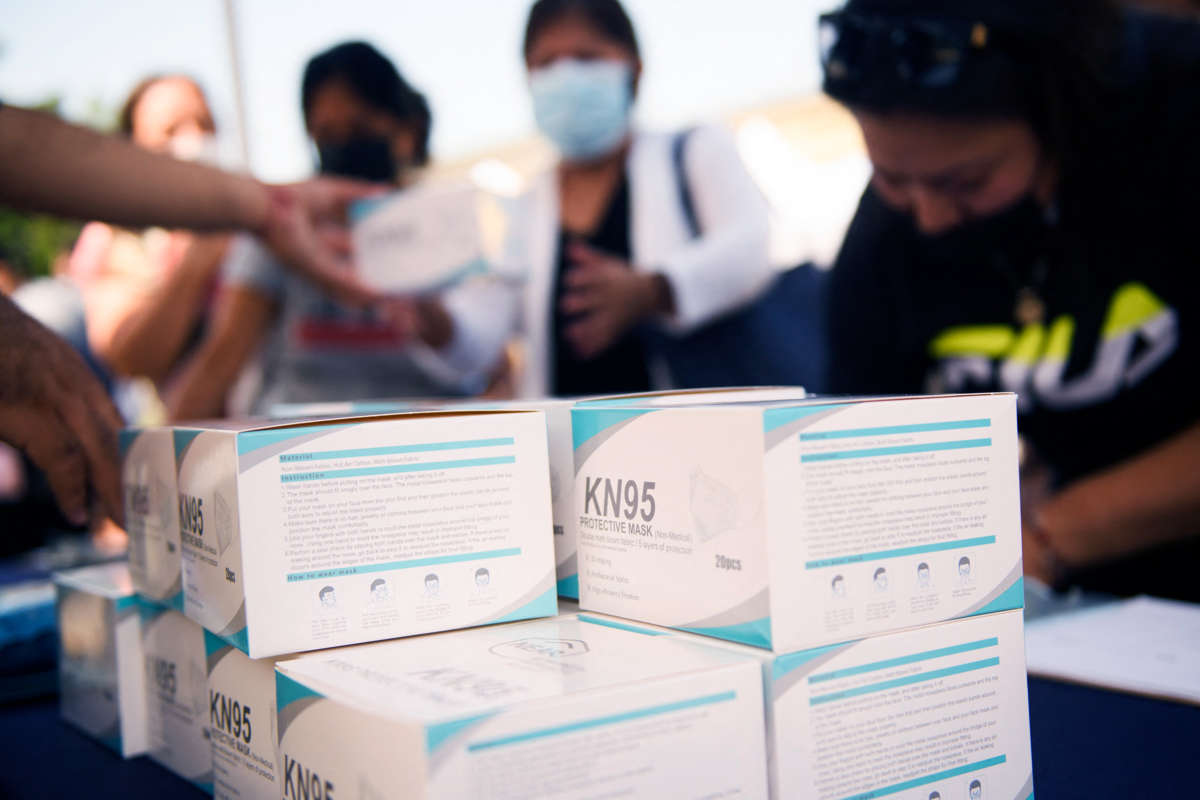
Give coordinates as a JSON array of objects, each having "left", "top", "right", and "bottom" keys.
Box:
[
  {"left": 530, "top": 59, "right": 632, "bottom": 161},
  {"left": 875, "top": 572, "right": 888, "bottom": 591},
  {"left": 690, "top": 468, "right": 738, "bottom": 542}
]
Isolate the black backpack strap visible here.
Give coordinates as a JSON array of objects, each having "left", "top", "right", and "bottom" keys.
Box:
[{"left": 671, "top": 128, "right": 701, "bottom": 239}]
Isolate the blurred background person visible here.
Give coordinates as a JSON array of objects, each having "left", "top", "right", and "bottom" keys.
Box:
[
  {"left": 68, "top": 75, "right": 231, "bottom": 403},
  {"left": 167, "top": 41, "right": 484, "bottom": 419},
  {"left": 821, "top": 0, "right": 1200, "bottom": 599},
  {"left": 445, "top": 0, "right": 773, "bottom": 398}
]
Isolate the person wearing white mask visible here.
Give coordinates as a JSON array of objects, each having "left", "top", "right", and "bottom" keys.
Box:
[
  {"left": 443, "top": 0, "right": 772, "bottom": 397},
  {"left": 68, "top": 75, "right": 231, "bottom": 390}
]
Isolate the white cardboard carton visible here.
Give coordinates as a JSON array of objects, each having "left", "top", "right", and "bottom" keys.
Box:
[
  {"left": 141, "top": 604, "right": 212, "bottom": 790},
  {"left": 120, "top": 427, "right": 184, "bottom": 609},
  {"left": 572, "top": 393, "right": 1023, "bottom": 651},
  {"left": 174, "top": 410, "right": 557, "bottom": 657},
  {"left": 54, "top": 562, "right": 149, "bottom": 757},
  {"left": 205, "top": 631, "right": 288, "bottom": 800},
  {"left": 579, "top": 609, "right": 1033, "bottom": 800},
  {"left": 275, "top": 614, "right": 769, "bottom": 799},
  {"left": 350, "top": 183, "right": 488, "bottom": 295}
]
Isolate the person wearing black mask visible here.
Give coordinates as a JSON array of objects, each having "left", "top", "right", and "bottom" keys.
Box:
[
  {"left": 168, "top": 41, "right": 482, "bottom": 418},
  {"left": 821, "top": 0, "right": 1200, "bottom": 600}
]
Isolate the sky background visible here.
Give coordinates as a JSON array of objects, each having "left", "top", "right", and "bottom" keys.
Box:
[{"left": 1, "top": 0, "right": 836, "bottom": 182}]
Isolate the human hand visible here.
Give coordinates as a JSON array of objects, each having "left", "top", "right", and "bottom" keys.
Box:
[
  {"left": 257, "top": 178, "right": 385, "bottom": 307},
  {"left": 375, "top": 296, "right": 454, "bottom": 350},
  {"left": 0, "top": 297, "right": 123, "bottom": 526},
  {"left": 559, "top": 242, "right": 669, "bottom": 360}
]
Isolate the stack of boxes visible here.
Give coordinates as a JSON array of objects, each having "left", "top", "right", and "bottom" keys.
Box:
[
  {"left": 569, "top": 392, "right": 1034, "bottom": 799},
  {"left": 53, "top": 388, "right": 1034, "bottom": 799}
]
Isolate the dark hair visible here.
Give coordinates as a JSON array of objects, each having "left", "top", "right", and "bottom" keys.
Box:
[
  {"left": 523, "top": 0, "right": 640, "bottom": 61},
  {"left": 301, "top": 41, "right": 432, "bottom": 166},
  {"left": 424, "top": 573, "right": 438, "bottom": 582},
  {"left": 370, "top": 579, "right": 386, "bottom": 591},
  {"left": 319, "top": 585, "right": 335, "bottom": 598},
  {"left": 918, "top": 562, "right": 930, "bottom": 571},
  {"left": 824, "top": 0, "right": 1122, "bottom": 183},
  {"left": 874, "top": 567, "right": 887, "bottom": 579},
  {"left": 970, "top": 780, "right": 982, "bottom": 790},
  {"left": 959, "top": 556, "right": 971, "bottom": 567},
  {"left": 832, "top": 575, "right": 844, "bottom": 585},
  {"left": 475, "top": 568, "right": 490, "bottom": 578},
  {"left": 118, "top": 74, "right": 207, "bottom": 138}
]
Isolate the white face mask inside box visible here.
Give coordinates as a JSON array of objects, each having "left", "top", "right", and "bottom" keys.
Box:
[
  {"left": 121, "top": 427, "right": 184, "bottom": 609},
  {"left": 274, "top": 614, "right": 769, "bottom": 799},
  {"left": 55, "top": 563, "right": 149, "bottom": 757},
  {"left": 572, "top": 393, "right": 1023, "bottom": 652},
  {"left": 171, "top": 410, "right": 557, "bottom": 657}
]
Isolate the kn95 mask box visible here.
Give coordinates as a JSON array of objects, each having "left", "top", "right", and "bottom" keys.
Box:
[
  {"left": 274, "top": 614, "right": 769, "bottom": 800},
  {"left": 121, "top": 427, "right": 184, "bottom": 609},
  {"left": 205, "top": 631, "right": 291, "bottom": 800},
  {"left": 54, "top": 562, "right": 148, "bottom": 757},
  {"left": 141, "top": 604, "right": 213, "bottom": 791},
  {"left": 572, "top": 393, "right": 1023, "bottom": 652},
  {"left": 579, "top": 609, "right": 1033, "bottom": 800},
  {"left": 173, "top": 410, "right": 557, "bottom": 658},
  {"left": 350, "top": 182, "right": 490, "bottom": 295}
]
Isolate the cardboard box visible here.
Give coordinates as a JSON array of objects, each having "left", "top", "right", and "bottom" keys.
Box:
[
  {"left": 572, "top": 393, "right": 1023, "bottom": 651},
  {"left": 579, "top": 609, "right": 1033, "bottom": 800},
  {"left": 120, "top": 427, "right": 184, "bottom": 609},
  {"left": 141, "top": 604, "right": 212, "bottom": 790},
  {"left": 54, "top": 563, "right": 149, "bottom": 757},
  {"left": 205, "top": 631, "right": 288, "bottom": 800},
  {"left": 275, "top": 614, "right": 769, "bottom": 799},
  {"left": 174, "top": 410, "right": 557, "bottom": 657},
  {"left": 350, "top": 183, "right": 488, "bottom": 295}
]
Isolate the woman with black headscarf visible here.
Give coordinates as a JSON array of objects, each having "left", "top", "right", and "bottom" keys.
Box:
[{"left": 821, "top": 0, "right": 1200, "bottom": 599}]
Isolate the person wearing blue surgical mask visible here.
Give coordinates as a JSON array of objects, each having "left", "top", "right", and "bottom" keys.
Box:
[{"left": 444, "top": 0, "right": 771, "bottom": 397}]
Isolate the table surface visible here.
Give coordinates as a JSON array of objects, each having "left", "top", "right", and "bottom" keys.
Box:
[{"left": 0, "top": 676, "right": 1195, "bottom": 799}]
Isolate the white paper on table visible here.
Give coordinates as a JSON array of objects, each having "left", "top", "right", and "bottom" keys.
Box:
[
  {"left": 1024, "top": 595, "right": 1200, "bottom": 705},
  {"left": 350, "top": 182, "right": 487, "bottom": 294}
]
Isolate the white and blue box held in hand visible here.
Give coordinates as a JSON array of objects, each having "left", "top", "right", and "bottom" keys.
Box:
[
  {"left": 572, "top": 393, "right": 1024, "bottom": 652},
  {"left": 274, "top": 614, "right": 769, "bottom": 799},
  {"left": 54, "top": 562, "right": 149, "bottom": 757},
  {"left": 173, "top": 410, "right": 557, "bottom": 658},
  {"left": 580, "top": 609, "right": 1033, "bottom": 800},
  {"left": 120, "top": 427, "right": 184, "bottom": 609}
]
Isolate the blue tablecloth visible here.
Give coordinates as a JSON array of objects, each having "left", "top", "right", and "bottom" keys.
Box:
[{"left": 0, "top": 676, "right": 1194, "bottom": 798}]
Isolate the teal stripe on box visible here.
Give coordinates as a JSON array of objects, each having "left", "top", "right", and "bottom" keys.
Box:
[
  {"left": 276, "top": 671, "right": 324, "bottom": 711},
  {"left": 280, "top": 455, "right": 515, "bottom": 483},
  {"left": 466, "top": 691, "right": 736, "bottom": 752},
  {"left": 802, "top": 437, "right": 991, "bottom": 463},
  {"left": 837, "top": 755, "right": 1007, "bottom": 800},
  {"left": 773, "top": 641, "right": 851, "bottom": 681},
  {"left": 426, "top": 713, "right": 497, "bottom": 755},
  {"left": 808, "top": 638, "right": 999, "bottom": 683},
  {"left": 486, "top": 585, "right": 557, "bottom": 625},
  {"left": 571, "top": 408, "right": 652, "bottom": 450},
  {"left": 810, "top": 657, "right": 1000, "bottom": 706},
  {"left": 969, "top": 576, "right": 1026, "bottom": 615},
  {"left": 286, "top": 547, "right": 522, "bottom": 583},
  {"left": 279, "top": 437, "right": 514, "bottom": 463},
  {"left": 578, "top": 614, "right": 667, "bottom": 637},
  {"left": 237, "top": 424, "right": 355, "bottom": 456},
  {"left": 556, "top": 573, "right": 579, "bottom": 599},
  {"left": 800, "top": 418, "right": 991, "bottom": 441},
  {"left": 762, "top": 404, "right": 843, "bottom": 433},
  {"left": 805, "top": 535, "right": 996, "bottom": 569},
  {"left": 677, "top": 616, "right": 772, "bottom": 650}
]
